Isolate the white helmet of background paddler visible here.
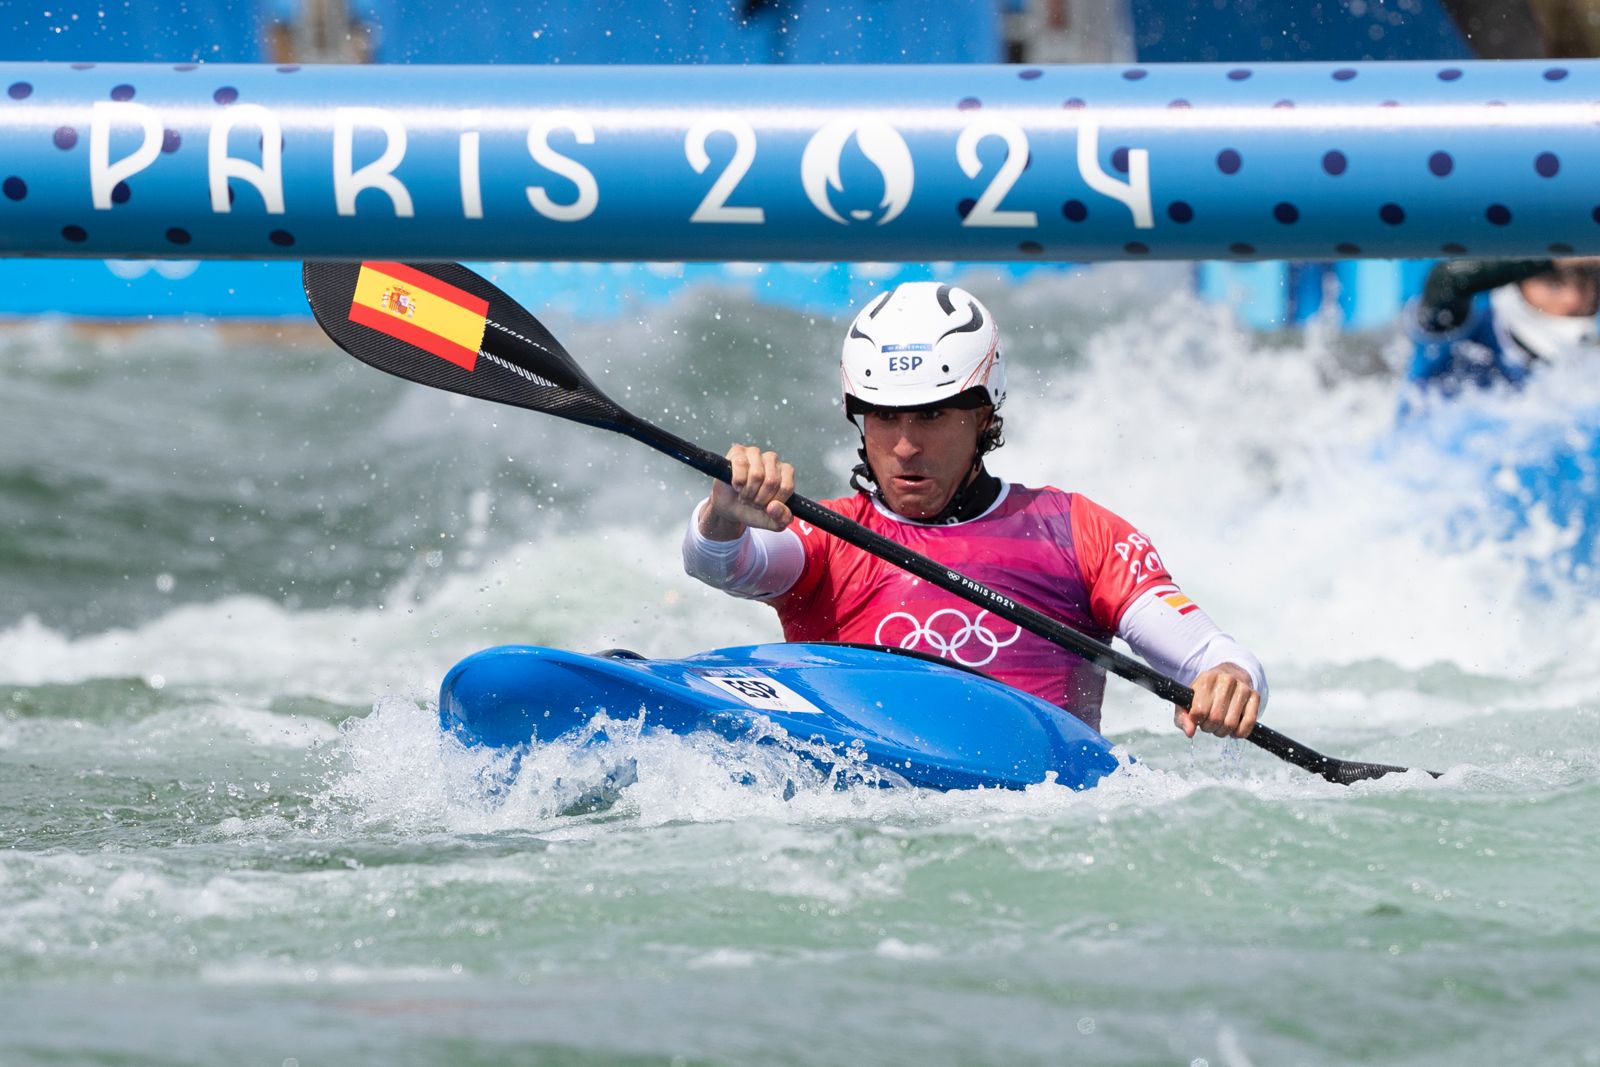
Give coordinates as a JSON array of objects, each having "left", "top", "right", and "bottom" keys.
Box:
[{"left": 840, "top": 282, "right": 1006, "bottom": 420}]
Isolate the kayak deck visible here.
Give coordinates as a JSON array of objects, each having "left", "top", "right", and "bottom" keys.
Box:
[{"left": 439, "top": 642, "right": 1121, "bottom": 791}]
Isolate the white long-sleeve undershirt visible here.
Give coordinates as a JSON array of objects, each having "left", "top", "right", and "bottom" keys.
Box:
[
  {"left": 681, "top": 500, "right": 806, "bottom": 600},
  {"left": 680, "top": 498, "right": 1268, "bottom": 705},
  {"left": 1115, "top": 588, "right": 1268, "bottom": 704}
]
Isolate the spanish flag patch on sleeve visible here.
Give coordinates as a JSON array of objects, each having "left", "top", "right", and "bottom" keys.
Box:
[
  {"left": 347, "top": 261, "right": 489, "bottom": 371},
  {"left": 1153, "top": 585, "right": 1199, "bottom": 616}
]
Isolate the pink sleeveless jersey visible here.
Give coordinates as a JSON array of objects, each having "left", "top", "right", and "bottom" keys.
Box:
[{"left": 771, "top": 486, "right": 1173, "bottom": 731}]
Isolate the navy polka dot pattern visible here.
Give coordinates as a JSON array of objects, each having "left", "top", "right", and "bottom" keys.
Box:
[{"left": 0, "top": 61, "right": 1595, "bottom": 260}]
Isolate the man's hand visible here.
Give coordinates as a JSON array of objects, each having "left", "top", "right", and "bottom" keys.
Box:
[
  {"left": 698, "top": 444, "right": 796, "bottom": 542},
  {"left": 1175, "top": 662, "right": 1260, "bottom": 739}
]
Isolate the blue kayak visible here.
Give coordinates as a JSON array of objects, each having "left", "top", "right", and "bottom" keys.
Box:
[{"left": 439, "top": 642, "right": 1122, "bottom": 791}]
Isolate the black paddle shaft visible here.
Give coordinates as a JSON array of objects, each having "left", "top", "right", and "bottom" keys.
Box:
[{"left": 301, "top": 259, "right": 1436, "bottom": 785}]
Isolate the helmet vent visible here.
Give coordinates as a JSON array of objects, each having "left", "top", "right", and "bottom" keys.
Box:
[{"left": 937, "top": 301, "right": 985, "bottom": 342}]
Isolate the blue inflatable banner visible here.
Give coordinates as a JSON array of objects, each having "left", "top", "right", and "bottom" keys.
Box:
[{"left": 0, "top": 60, "right": 1596, "bottom": 261}]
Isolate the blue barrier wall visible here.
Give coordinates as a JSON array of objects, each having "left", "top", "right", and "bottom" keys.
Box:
[
  {"left": 0, "top": 1, "right": 265, "bottom": 63},
  {"left": 1, "top": 0, "right": 1002, "bottom": 67},
  {"left": 1132, "top": 0, "right": 1471, "bottom": 63},
  {"left": 349, "top": 0, "right": 1000, "bottom": 64}
]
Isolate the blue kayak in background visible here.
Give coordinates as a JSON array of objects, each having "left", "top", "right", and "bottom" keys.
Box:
[
  {"left": 439, "top": 642, "right": 1122, "bottom": 791},
  {"left": 1385, "top": 393, "right": 1600, "bottom": 592}
]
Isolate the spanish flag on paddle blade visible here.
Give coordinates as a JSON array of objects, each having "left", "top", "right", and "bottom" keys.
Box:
[{"left": 347, "top": 261, "right": 489, "bottom": 371}]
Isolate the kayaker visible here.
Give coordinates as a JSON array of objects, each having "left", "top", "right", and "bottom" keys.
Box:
[
  {"left": 1403, "top": 257, "right": 1600, "bottom": 401},
  {"left": 682, "top": 282, "right": 1266, "bottom": 739}
]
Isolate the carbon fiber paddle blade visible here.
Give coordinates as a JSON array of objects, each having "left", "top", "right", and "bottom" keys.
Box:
[
  {"left": 303, "top": 260, "right": 629, "bottom": 431},
  {"left": 1325, "top": 759, "right": 1441, "bottom": 785},
  {"left": 1250, "top": 725, "right": 1438, "bottom": 784}
]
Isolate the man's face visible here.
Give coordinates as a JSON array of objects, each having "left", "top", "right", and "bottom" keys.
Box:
[
  {"left": 861, "top": 405, "right": 990, "bottom": 519},
  {"left": 1520, "top": 263, "right": 1600, "bottom": 318}
]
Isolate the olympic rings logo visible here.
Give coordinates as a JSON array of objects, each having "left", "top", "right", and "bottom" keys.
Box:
[{"left": 873, "top": 607, "right": 1023, "bottom": 667}]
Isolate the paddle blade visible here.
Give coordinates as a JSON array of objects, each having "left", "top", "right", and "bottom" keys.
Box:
[
  {"left": 302, "top": 260, "right": 629, "bottom": 431},
  {"left": 1249, "top": 724, "right": 1439, "bottom": 784}
]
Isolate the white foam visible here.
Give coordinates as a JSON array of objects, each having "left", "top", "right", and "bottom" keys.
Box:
[{"left": 0, "top": 525, "right": 775, "bottom": 704}]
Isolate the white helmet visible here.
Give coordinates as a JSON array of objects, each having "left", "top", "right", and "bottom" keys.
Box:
[
  {"left": 1491, "top": 281, "right": 1600, "bottom": 364},
  {"left": 841, "top": 282, "right": 1005, "bottom": 418}
]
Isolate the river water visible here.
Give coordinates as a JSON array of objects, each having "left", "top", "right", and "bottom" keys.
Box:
[{"left": 3, "top": 265, "right": 1597, "bottom": 1065}]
